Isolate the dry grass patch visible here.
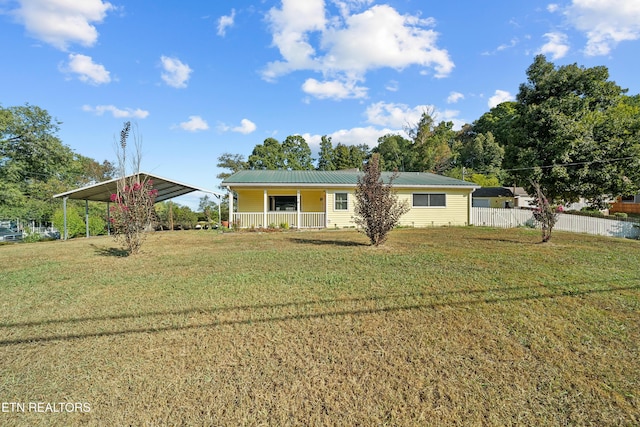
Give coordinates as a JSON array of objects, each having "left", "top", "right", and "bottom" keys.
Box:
[{"left": 0, "top": 227, "right": 638, "bottom": 425}]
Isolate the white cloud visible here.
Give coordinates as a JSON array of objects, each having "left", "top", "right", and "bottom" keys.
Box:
[
  {"left": 302, "top": 78, "right": 368, "bottom": 99},
  {"left": 301, "top": 100, "right": 468, "bottom": 151},
  {"left": 233, "top": 119, "right": 257, "bottom": 134},
  {"left": 217, "top": 118, "right": 257, "bottom": 134},
  {"left": 538, "top": 32, "right": 570, "bottom": 59},
  {"left": 12, "top": 0, "right": 114, "bottom": 50},
  {"left": 385, "top": 80, "right": 399, "bottom": 92},
  {"left": 321, "top": 5, "right": 452, "bottom": 77},
  {"left": 364, "top": 101, "right": 465, "bottom": 131},
  {"left": 488, "top": 90, "right": 515, "bottom": 109},
  {"left": 547, "top": 4, "right": 560, "bottom": 13},
  {"left": 217, "top": 9, "right": 235, "bottom": 36},
  {"left": 263, "top": 1, "right": 454, "bottom": 98},
  {"left": 179, "top": 116, "right": 209, "bottom": 132},
  {"left": 447, "top": 91, "right": 464, "bottom": 104},
  {"left": 82, "top": 105, "right": 149, "bottom": 119},
  {"left": 365, "top": 101, "right": 436, "bottom": 129},
  {"left": 160, "top": 56, "right": 192, "bottom": 88},
  {"left": 565, "top": 0, "right": 640, "bottom": 56},
  {"left": 302, "top": 126, "right": 396, "bottom": 150},
  {"left": 62, "top": 53, "right": 110, "bottom": 84},
  {"left": 497, "top": 38, "right": 518, "bottom": 52}
]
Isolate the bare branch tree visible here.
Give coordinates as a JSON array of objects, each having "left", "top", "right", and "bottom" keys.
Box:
[{"left": 531, "top": 181, "right": 560, "bottom": 243}]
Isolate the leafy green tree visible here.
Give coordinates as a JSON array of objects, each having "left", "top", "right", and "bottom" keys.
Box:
[
  {"left": 1, "top": 104, "right": 74, "bottom": 221},
  {"left": 248, "top": 137, "right": 285, "bottom": 170},
  {"left": 317, "top": 135, "right": 335, "bottom": 171},
  {"left": 1, "top": 104, "right": 114, "bottom": 224},
  {"left": 216, "top": 153, "right": 247, "bottom": 181},
  {"left": 172, "top": 204, "right": 198, "bottom": 229},
  {"left": 52, "top": 207, "right": 85, "bottom": 238},
  {"left": 282, "top": 135, "right": 314, "bottom": 170},
  {"left": 198, "top": 194, "right": 219, "bottom": 223},
  {"left": 407, "top": 112, "right": 455, "bottom": 173},
  {"left": 247, "top": 136, "right": 315, "bottom": 171},
  {"left": 372, "top": 134, "right": 414, "bottom": 171},
  {"left": 349, "top": 144, "right": 370, "bottom": 170},
  {"left": 444, "top": 167, "right": 501, "bottom": 187},
  {"left": 456, "top": 131, "right": 504, "bottom": 174},
  {"left": 505, "top": 55, "right": 640, "bottom": 204},
  {"left": 353, "top": 154, "right": 409, "bottom": 246},
  {"left": 473, "top": 101, "right": 519, "bottom": 148},
  {"left": 333, "top": 143, "right": 353, "bottom": 170}
]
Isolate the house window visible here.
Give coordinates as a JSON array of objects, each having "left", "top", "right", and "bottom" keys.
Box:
[
  {"left": 334, "top": 192, "right": 348, "bottom": 210},
  {"left": 621, "top": 194, "right": 640, "bottom": 203},
  {"left": 269, "top": 196, "right": 297, "bottom": 211},
  {"left": 413, "top": 193, "right": 446, "bottom": 207}
]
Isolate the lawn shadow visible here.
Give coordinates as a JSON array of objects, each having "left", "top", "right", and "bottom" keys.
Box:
[
  {"left": 90, "top": 244, "right": 129, "bottom": 257},
  {"left": 1, "top": 276, "right": 638, "bottom": 346},
  {"left": 288, "top": 237, "right": 369, "bottom": 247},
  {"left": 472, "top": 237, "right": 539, "bottom": 245}
]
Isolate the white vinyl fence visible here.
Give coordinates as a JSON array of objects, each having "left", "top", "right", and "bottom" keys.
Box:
[{"left": 471, "top": 207, "right": 640, "bottom": 239}]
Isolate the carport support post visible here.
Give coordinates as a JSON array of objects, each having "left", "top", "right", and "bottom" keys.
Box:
[
  {"left": 63, "top": 196, "right": 68, "bottom": 241},
  {"left": 85, "top": 200, "right": 90, "bottom": 238},
  {"left": 106, "top": 202, "right": 110, "bottom": 236},
  {"left": 217, "top": 196, "right": 221, "bottom": 229}
]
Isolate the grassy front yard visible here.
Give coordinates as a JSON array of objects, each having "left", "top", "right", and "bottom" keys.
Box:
[{"left": 0, "top": 227, "right": 638, "bottom": 425}]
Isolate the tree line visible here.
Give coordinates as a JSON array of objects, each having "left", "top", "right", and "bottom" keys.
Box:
[
  {"left": 2, "top": 54, "right": 639, "bottom": 232},
  {"left": 219, "top": 55, "right": 640, "bottom": 208}
]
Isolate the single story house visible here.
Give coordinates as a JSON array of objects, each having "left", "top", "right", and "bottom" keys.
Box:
[
  {"left": 221, "top": 170, "right": 479, "bottom": 229},
  {"left": 472, "top": 186, "right": 533, "bottom": 208},
  {"left": 610, "top": 194, "right": 640, "bottom": 215}
]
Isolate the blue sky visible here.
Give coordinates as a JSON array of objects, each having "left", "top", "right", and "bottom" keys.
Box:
[{"left": 2, "top": 0, "right": 640, "bottom": 209}]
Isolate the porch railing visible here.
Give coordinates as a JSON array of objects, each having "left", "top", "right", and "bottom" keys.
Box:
[{"left": 232, "top": 212, "right": 325, "bottom": 229}]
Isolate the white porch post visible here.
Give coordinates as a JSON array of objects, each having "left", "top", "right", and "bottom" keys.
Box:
[
  {"left": 228, "top": 188, "right": 234, "bottom": 228},
  {"left": 296, "top": 190, "right": 301, "bottom": 229},
  {"left": 324, "top": 191, "right": 328, "bottom": 228},
  {"left": 468, "top": 189, "right": 474, "bottom": 226},
  {"left": 263, "top": 189, "right": 268, "bottom": 228}
]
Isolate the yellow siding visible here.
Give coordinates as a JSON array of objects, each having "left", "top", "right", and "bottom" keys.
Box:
[
  {"left": 234, "top": 186, "right": 472, "bottom": 228},
  {"left": 326, "top": 188, "right": 356, "bottom": 228},
  {"left": 235, "top": 188, "right": 325, "bottom": 213},
  {"left": 236, "top": 189, "right": 263, "bottom": 212},
  {"left": 397, "top": 189, "right": 470, "bottom": 227},
  {"left": 301, "top": 190, "right": 325, "bottom": 212}
]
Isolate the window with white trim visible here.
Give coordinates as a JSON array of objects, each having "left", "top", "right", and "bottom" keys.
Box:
[
  {"left": 413, "top": 193, "right": 446, "bottom": 207},
  {"left": 334, "top": 192, "right": 348, "bottom": 210}
]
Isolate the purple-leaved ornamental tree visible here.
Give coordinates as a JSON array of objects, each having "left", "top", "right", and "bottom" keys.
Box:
[{"left": 353, "top": 154, "right": 409, "bottom": 246}]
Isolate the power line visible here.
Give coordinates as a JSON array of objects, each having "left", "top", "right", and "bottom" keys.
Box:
[{"left": 501, "top": 156, "right": 639, "bottom": 173}]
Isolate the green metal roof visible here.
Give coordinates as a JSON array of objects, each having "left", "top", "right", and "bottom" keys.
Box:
[{"left": 222, "top": 170, "right": 478, "bottom": 188}]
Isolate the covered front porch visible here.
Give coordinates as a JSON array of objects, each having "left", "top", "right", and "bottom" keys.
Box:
[{"left": 230, "top": 188, "right": 327, "bottom": 229}]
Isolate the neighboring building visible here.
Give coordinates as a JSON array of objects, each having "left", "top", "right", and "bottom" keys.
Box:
[
  {"left": 221, "top": 170, "right": 479, "bottom": 229},
  {"left": 610, "top": 194, "right": 640, "bottom": 215},
  {"left": 472, "top": 187, "right": 533, "bottom": 209}
]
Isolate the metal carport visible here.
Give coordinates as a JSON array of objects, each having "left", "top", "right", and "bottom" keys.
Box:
[{"left": 53, "top": 172, "right": 224, "bottom": 239}]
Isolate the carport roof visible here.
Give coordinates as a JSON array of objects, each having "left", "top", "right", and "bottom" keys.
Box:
[{"left": 53, "top": 172, "right": 223, "bottom": 203}]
